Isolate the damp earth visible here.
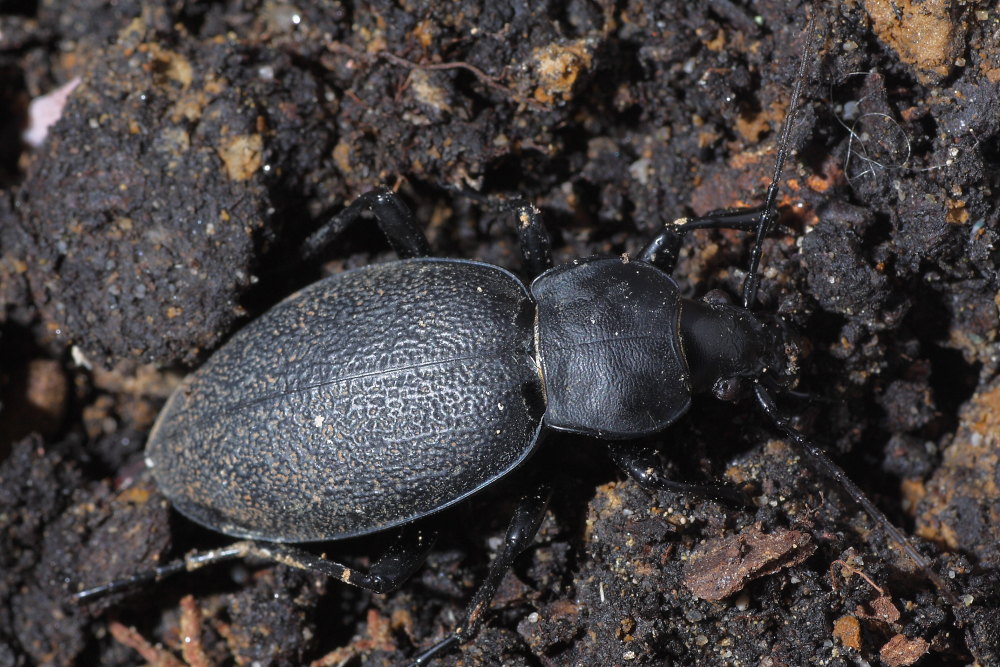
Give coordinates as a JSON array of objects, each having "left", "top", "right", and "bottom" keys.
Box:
[{"left": 1, "top": 1, "right": 999, "bottom": 665}]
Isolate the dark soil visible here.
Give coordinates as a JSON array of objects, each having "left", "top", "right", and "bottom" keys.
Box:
[{"left": 2, "top": 1, "right": 999, "bottom": 665}]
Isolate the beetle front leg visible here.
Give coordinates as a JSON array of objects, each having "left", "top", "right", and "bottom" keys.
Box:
[
  {"left": 72, "top": 525, "right": 437, "bottom": 602},
  {"left": 303, "top": 186, "right": 433, "bottom": 261},
  {"left": 609, "top": 444, "right": 752, "bottom": 507},
  {"left": 638, "top": 207, "right": 764, "bottom": 273},
  {"left": 410, "top": 485, "right": 552, "bottom": 666}
]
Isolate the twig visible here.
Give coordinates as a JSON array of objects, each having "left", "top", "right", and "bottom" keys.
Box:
[
  {"left": 830, "top": 558, "right": 885, "bottom": 595},
  {"left": 326, "top": 41, "right": 538, "bottom": 107}
]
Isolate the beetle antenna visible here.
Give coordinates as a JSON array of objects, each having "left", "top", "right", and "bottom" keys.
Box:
[
  {"left": 753, "top": 382, "right": 964, "bottom": 610},
  {"left": 742, "top": 18, "right": 816, "bottom": 309}
]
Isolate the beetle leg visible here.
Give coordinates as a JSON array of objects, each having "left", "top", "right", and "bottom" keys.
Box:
[
  {"left": 643, "top": 23, "right": 814, "bottom": 294},
  {"left": 72, "top": 525, "right": 437, "bottom": 602},
  {"left": 235, "top": 525, "right": 438, "bottom": 594},
  {"left": 410, "top": 486, "right": 552, "bottom": 666},
  {"left": 637, "top": 206, "right": 764, "bottom": 273},
  {"left": 512, "top": 201, "right": 553, "bottom": 277},
  {"left": 303, "top": 186, "right": 433, "bottom": 261},
  {"left": 609, "top": 444, "right": 752, "bottom": 507}
]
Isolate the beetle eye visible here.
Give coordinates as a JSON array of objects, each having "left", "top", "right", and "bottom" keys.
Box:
[
  {"left": 712, "top": 377, "right": 745, "bottom": 402},
  {"left": 702, "top": 289, "right": 733, "bottom": 306}
]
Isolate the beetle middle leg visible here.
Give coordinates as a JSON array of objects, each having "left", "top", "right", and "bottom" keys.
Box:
[
  {"left": 303, "top": 186, "right": 433, "bottom": 260},
  {"left": 73, "top": 524, "right": 437, "bottom": 602},
  {"left": 511, "top": 201, "right": 553, "bottom": 277}
]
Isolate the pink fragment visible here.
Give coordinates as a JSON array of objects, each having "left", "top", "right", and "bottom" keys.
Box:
[{"left": 23, "top": 76, "right": 81, "bottom": 147}]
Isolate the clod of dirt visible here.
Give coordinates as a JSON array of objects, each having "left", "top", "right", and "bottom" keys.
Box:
[
  {"left": 16, "top": 20, "right": 333, "bottom": 367},
  {"left": 860, "top": 594, "right": 902, "bottom": 625},
  {"left": 801, "top": 200, "right": 897, "bottom": 327},
  {"left": 0, "top": 438, "right": 84, "bottom": 665},
  {"left": 517, "top": 599, "right": 583, "bottom": 655},
  {"left": 880, "top": 633, "right": 930, "bottom": 667},
  {"left": 682, "top": 525, "right": 816, "bottom": 601},
  {"left": 833, "top": 614, "right": 862, "bottom": 650},
  {"left": 863, "top": 0, "right": 968, "bottom": 83},
  {"left": 525, "top": 38, "right": 598, "bottom": 105},
  {"left": 917, "top": 377, "right": 1000, "bottom": 565},
  {"left": 0, "top": 438, "right": 167, "bottom": 665}
]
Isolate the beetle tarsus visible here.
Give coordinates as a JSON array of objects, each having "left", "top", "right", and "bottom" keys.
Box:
[{"left": 409, "top": 635, "right": 459, "bottom": 666}]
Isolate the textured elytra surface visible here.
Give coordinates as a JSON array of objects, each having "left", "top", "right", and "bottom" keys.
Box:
[
  {"left": 148, "top": 259, "right": 543, "bottom": 542},
  {"left": 533, "top": 258, "right": 690, "bottom": 438}
]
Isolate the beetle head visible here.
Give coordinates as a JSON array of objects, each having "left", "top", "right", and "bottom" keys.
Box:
[{"left": 679, "top": 294, "right": 785, "bottom": 401}]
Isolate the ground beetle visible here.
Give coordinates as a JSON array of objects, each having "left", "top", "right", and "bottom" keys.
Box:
[{"left": 74, "top": 22, "right": 962, "bottom": 664}]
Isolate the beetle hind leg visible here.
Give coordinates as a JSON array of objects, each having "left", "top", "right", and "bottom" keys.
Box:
[
  {"left": 242, "top": 524, "right": 438, "bottom": 594},
  {"left": 72, "top": 525, "right": 437, "bottom": 603}
]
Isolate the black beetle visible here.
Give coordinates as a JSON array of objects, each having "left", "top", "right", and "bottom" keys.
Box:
[{"left": 73, "top": 23, "right": 962, "bottom": 665}]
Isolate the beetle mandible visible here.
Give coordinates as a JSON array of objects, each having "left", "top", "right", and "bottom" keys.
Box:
[{"left": 72, "top": 19, "right": 964, "bottom": 665}]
